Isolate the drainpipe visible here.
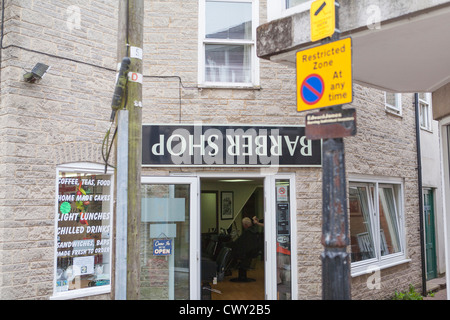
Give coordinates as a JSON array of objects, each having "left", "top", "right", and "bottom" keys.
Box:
[{"left": 415, "top": 93, "right": 427, "bottom": 296}]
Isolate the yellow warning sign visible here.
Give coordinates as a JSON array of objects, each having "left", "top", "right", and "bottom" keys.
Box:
[
  {"left": 297, "top": 37, "right": 353, "bottom": 112},
  {"left": 310, "top": 0, "right": 336, "bottom": 42}
]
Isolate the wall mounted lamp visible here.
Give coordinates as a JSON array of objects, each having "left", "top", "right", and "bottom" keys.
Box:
[{"left": 23, "top": 63, "right": 51, "bottom": 83}]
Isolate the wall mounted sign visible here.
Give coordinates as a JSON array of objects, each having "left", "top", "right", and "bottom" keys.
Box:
[
  {"left": 305, "top": 108, "right": 357, "bottom": 140},
  {"left": 310, "top": 0, "right": 336, "bottom": 42},
  {"left": 142, "top": 124, "right": 322, "bottom": 167},
  {"left": 297, "top": 37, "right": 353, "bottom": 112}
]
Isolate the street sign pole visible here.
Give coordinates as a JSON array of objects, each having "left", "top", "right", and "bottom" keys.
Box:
[
  {"left": 305, "top": 0, "right": 352, "bottom": 299},
  {"left": 318, "top": 0, "right": 352, "bottom": 300}
]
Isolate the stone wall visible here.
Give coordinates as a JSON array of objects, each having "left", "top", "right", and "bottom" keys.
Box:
[
  {"left": 0, "top": 0, "right": 118, "bottom": 299},
  {"left": 0, "top": 0, "right": 421, "bottom": 300}
]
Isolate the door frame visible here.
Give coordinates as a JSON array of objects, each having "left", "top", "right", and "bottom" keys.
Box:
[
  {"left": 177, "top": 171, "right": 298, "bottom": 300},
  {"left": 141, "top": 176, "right": 200, "bottom": 299},
  {"left": 264, "top": 173, "right": 298, "bottom": 300},
  {"left": 423, "top": 188, "right": 437, "bottom": 279}
]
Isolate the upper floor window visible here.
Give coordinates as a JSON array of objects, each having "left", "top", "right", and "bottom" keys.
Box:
[
  {"left": 419, "top": 93, "right": 432, "bottom": 131},
  {"left": 199, "top": 0, "right": 260, "bottom": 88},
  {"left": 385, "top": 92, "right": 402, "bottom": 116},
  {"left": 286, "top": 0, "right": 310, "bottom": 9},
  {"left": 267, "top": 0, "right": 312, "bottom": 21}
]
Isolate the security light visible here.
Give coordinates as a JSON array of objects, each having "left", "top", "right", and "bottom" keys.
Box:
[{"left": 23, "top": 63, "right": 51, "bottom": 83}]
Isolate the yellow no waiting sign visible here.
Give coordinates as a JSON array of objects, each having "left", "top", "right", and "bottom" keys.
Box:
[{"left": 297, "top": 37, "right": 353, "bottom": 112}]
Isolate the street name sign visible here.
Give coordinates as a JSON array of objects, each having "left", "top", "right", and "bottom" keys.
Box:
[
  {"left": 310, "top": 0, "right": 336, "bottom": 42},
  {"left": 297, "top": 37, "right": 353, "bottom": 112},
  {"left": 305, "top": 108, "right": 357, "bottom": 140}
]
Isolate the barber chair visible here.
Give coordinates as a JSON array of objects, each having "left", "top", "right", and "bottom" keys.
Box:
[{"left": 215, "top": 247, "right": 233, "bottom": 281}]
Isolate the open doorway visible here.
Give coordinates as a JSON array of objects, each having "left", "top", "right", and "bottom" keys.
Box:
[{"left": 200, "top": 177, "right": 265, "bottom": 300}]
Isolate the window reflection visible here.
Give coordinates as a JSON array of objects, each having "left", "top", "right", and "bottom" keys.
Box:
[
  {"left": 349, "top": 186, "right": 375, "bottom": 262},
  {"left": 140, "top": 184, "right": 190, "bottom": 300},
  {"left": 286, "top": 0, "right": 310, "bottom": 9},
  {"left": 206, "top": 1, "right": 252, "bottom": 40},
  {"left": 205, "top": 44, "right": 251, "bottom": 83}
]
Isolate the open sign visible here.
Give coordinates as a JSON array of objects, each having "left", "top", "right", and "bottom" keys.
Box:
[{"left": 153, "top": 239, "right": 172, "bottom": 256}]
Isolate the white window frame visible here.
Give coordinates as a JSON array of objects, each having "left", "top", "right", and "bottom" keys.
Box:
[
  {"left": 385, "top": 92, "right": 402, "bottom": 116},
  {"left": 419, "top": 92, "right": 433, "bottom": 132},
  {"left": 51, "top": 162, "right": 114, "bottom": 300},
  {"left": 198, "top": 0, "right": 260, "bottom": 88},
  {"left": 172, "top": 171, "right": 298, "bottom": 300},
  {"left": 267, "top": 0, "right": 313, "bottom": 22},
  {"left": 349, "top": 175, "right": 410, "bottom": 277}
]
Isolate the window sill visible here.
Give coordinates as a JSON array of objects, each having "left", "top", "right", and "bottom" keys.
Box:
[
  {"left": 351, "top": 258, "right": 411, "bottom": 277},
  {"left": 385, "top": 108, "right": 403, "bottom": 118},
  {"left": 50, "top": 285, "right": 111, "bottom": 300},
  {"left": 198, "top": 83, "right": 261, "bottom": 90},
  {"left": 420, "top": 126, "right": 433, "bottom": 134}
]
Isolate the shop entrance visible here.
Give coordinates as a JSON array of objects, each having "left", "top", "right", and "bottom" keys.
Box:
[
  {"left": 199, "top": 173, "right": 297, "bottom": 300},
  {"left": 138, "top": 173, "right": 297, "bottom": 300},
  {"left": 200, "top": 177, "right": 265, "bottom": 300}
]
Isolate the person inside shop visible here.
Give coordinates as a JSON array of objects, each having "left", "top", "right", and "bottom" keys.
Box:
[
  {"left": 229, "top": 217, "right": 260, "bottom": 282},
  {"left": 252, "top": 216, "right": 264, "bottom": 227}
]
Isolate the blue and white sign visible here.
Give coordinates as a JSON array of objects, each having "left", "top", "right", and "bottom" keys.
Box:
[{"left": 153, "top": 239, "right": 173, "bottom": 256}]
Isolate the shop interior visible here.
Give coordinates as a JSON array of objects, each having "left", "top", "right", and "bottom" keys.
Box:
[{"left": 200, "top": 177, "right": 265, "bottom": 300}]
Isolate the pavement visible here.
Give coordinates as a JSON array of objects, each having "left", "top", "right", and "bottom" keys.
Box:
[{"left": 423, "top": 276, "right": 447, "bottom": 300}]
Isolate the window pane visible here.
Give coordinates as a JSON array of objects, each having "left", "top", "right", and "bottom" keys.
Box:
[
  {"left": 206, "top": 1, "right": 252, "bottom": 40},
  {"left": 420, "top": 102, "right": 430, "bottom": 129},
  {"left": 349, "top": 186, "right": 376, "bottom": 262},
  {"left": 140, "top": 184, "right": 190, "bottom": 300},
  {"left": 385, "top": 92, "right": 396, "bottom": 107},
  {"left": 276, "top": 180, "right": 291, "bottom": 300},
  {"left": 205, "top": 44, "right": 251, "bottom": 83},
  {"left": 378, "top": 187, "right": 401, "bottom": 256},
  {"left": 56, "top": 172, "right": 113, "bottom": 293},
  {"left": 286, "top": 0, "right": 310, "bottom": 9},
  {"left": 419, "top": 92, "right": 428, "bottom": 102}
]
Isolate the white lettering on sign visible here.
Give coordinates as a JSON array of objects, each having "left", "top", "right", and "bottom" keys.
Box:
[
  {"left": 149, "top": 128, "right": 312, "bottom": 165},
  {"left": 143, "top": 125, "right": 323, "bottom": 167}
]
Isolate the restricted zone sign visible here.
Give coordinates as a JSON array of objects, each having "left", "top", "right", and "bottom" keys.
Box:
[{"left": 297, "top": 37, "right": 353, "bottom": 112}]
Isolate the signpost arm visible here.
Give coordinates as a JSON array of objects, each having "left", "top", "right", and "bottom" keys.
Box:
[{"left": 319, "top": 0, "right": 352, "bottom": 300}]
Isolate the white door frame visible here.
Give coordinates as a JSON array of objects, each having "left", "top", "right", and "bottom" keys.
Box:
[
  {"left": 175, "top": 171, "right": 298, "bottom": 300},
  {"left": 141, "top": 176, "right": 200, "bottom": 299},
  {"left": 264, "top": 173, "right": 298, "bottom": 300}
]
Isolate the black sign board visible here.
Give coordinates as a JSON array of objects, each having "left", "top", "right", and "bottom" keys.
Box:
[
  {"left": 142, "top": 124, "right": 322, "bottom": 167},
  {"left": 305, "top": 108, "right": 356, "bottom": 140}
]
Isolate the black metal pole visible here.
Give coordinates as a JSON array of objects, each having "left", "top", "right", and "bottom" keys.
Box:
[{"left": 320, "top": 0, "right": 351, "bottom": 300}]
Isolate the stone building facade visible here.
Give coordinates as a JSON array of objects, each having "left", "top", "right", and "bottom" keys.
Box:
[{"left": 0, "top": 0, "right": 422, "bottom": 300}]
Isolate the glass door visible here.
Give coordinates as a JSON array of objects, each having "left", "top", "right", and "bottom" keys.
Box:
[
  {"left": 140, "top": 177, "right": 199, "bottom": 300},
  {"left": 264, "top": 174, "right": 297, "bottom": 300}
]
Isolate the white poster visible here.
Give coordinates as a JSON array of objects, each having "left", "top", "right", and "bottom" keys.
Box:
[{"left": 73, "top": 256, "right": 95, "bottom": 276}]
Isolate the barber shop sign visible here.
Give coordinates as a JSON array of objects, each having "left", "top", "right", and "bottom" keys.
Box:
[{"left": 142, "top": 124, "right": 322, "bottom": 167}]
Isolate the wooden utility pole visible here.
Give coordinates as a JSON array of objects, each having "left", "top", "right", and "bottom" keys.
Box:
[{"left": 115, "top": 0, "right": 144, "bottom": 300}]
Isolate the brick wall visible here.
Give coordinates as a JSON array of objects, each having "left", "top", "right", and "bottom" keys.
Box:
[{"left": 0, "top": 0, "right": 118, "bottom": 299}]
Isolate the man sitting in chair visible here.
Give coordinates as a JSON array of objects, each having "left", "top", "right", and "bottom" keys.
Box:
[{"left": 229, "top": 217, "right": 260, "bottom": 282}]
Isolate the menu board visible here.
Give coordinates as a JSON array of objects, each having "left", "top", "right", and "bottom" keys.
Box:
[{"left": 55, "top": 172, "right": 112, "bottom": 293}]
